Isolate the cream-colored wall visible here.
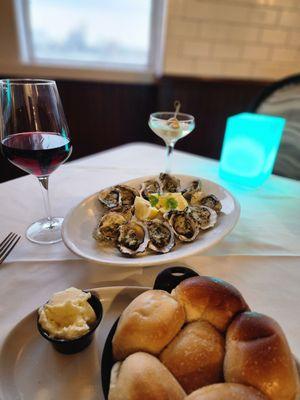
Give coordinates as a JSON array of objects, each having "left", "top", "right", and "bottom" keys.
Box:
[
  {"left": 164, "top": 0, "right": 300, "bottom": 80},
  {"left": 1, "top": 0, "right": 300, "bottom": 82}
]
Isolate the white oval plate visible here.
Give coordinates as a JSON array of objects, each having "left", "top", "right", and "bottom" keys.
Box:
[
  {"left": 62, "top": 175, "right": 240, "bottom": 267},
  {"left": 0, "top": 286, "right": 148, "bottom": 400}
]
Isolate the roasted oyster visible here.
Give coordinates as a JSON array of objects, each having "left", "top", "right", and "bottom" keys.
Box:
[
  {"left": 159, "top": 173, "right": 180, "bottom": 193},
  {"left": 140, "top": 179, "right": 161, "bottom": 200},
  {"left": 117, "top": 220, "right": 149, "bottom": 256},
  {"left": 169, "top": 211, "right": 199, "bottom": 242},
  {"left": 200, "top": 195, "right": 222, "bottom": 213},
  {"left": 147, "top": 219, "right": 175, "bottom": 253},
  {"left": 182, "top": 180, "right": 202, "bottom": 202},
  {"left": 98, "top": 185, "right": 138, "bottom": 210},
  {"left": 189, "top": 190, "right": 205, "bottom": 207},
  {"left": 93, "top": 208, "right": 133, "bottom": 242},
  {"left": 115, "top": 185, "right": 139, "bottom": 207},
  {"left": 188, "top": 205, "right": 217, "bottom": 230},
  {"left": 98, "top": 187, "right": 121, "bottom": 209}
]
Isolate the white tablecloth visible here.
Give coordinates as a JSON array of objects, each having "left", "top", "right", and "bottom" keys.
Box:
[{"left": 1, "top": 142, "right": 300, "bottom": 359}]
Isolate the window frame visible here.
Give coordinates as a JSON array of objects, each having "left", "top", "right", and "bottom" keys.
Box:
[{"left": 14, "top": 0, "right": 167, "bottom": 79}]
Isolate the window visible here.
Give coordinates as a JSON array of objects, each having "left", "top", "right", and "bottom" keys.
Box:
[{"left": 16, "top": 0, "right": 165, "bottom": 72}]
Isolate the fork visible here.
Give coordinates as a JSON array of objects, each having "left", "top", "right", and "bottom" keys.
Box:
[{"left": 0, "top": 232, "right": 21, "bottom": 264}]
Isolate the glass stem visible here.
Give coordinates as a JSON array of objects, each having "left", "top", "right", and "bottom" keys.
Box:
[
  {"left": 38, "top": 176, "right": 53, "bottom": 226},
  {"left": 166, "top": 143, "right": 174, "bottom": 173}
]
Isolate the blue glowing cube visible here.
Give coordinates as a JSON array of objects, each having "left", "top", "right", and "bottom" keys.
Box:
[{"left": 219, "top": 113, "right": 285, "bottom": 187}]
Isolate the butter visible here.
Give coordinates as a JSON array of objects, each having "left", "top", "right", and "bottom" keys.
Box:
[{"left": 38, "top": 287, "right": 96, "bottom": 340}]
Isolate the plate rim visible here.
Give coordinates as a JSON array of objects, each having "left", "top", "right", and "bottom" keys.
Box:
[
  {"left": 61, "top": 174, "right": 241, "bottom": 267},
  {"left": 0, "top": 286, "right": 150, "bottom": 400}
]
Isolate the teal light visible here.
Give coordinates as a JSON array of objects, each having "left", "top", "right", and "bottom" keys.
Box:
[{"left": 219, "top": 113, "right": 285, "bottom": 187}]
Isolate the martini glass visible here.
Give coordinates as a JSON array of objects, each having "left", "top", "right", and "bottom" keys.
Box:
[{"left": 149, "top": 111, "right": 195, "bottom": 172}]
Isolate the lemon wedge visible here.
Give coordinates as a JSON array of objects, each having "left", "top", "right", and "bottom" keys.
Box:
[
  {"left": 134, "top": 196, "right": 159, "bottom": 221},
  {"left": 151, "top": 193, "right": 188, "bottom": 213}
]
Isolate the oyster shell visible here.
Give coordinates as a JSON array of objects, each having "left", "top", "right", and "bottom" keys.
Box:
[
  {"left": 147, "top": 219, "right": 175, "bottom": 253},
  {"left": 93, "top": 207, "right": 132, "bottom": 242},
  {"left": 93, "top": 211, "right": 128, "bottom": 242},
  {"left": 140, "top": 179, "right": 161, "bottom": 200},
  {"left": 117, "top": 220, "right": 149, "bottom": 255},
  {"left": 159, "top": 173, "right": 180, "bottom": 193},
  {"left": 169, "top": 211, "right": 199, "bottom": 242},
  {"left": 98, "top": 187, "right": 121, "bottom": 209},
  {"left": 119, "top": 206, "right": 134, "bottom": 221},
  {"left": 163, "top": 209, "right": 178, "bottom": 222},
  {"left": 200, "top": 195, "right": 222, "bottom": 213},
  {"left": 189, "top": 205, "right": 217, "bottom": 230},
  {"left": 189, "top": 190, "right": 205, "bottom": 207},
  {"left": 182, "top": 180, "right": 202, "bottom": 202},
  {"left": 115, "top": 185, "right": 139, "bottom": 207},
  {"left": 98, "top": 185, "right": 138, "bottom": 210}
]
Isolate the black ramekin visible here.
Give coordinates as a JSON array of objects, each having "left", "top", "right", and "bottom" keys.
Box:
[{"left": 37, "top": 291, "right": 103, "bottom": 354}]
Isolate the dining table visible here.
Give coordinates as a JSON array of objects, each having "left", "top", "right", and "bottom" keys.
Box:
[{"left": 0, "top": 142, "right": 300, "bottom": 397}]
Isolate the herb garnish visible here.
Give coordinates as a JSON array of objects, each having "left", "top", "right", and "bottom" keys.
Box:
[
  {"left": 166, "top": 197, "right": 178, "bottom": 210},
  {"left": 149, "top": 195, "right": 159, "bottom": 207}
]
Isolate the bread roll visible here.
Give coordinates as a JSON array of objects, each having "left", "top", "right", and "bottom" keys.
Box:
[
  {"left": 112, "top": 289, "right": 185, "bottom": 360},
  {"left": 108, "top": 352, "right": 186, "bottom": 400},
  {"left": 160, "top": 320, "right": 224, "bottom": 394},
  {"left": 185, "top": 383, "right": 268, "bottom": 400},
  {"left": 172, "top": 276, "right": 249, "bottom": 331},
  {"left": 224, "top": 311, "right": 300, "bottom": 400}
]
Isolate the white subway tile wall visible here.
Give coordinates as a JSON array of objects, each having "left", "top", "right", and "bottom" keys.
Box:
[{"left": 164, "top": 0, "right": 300, "bottom": 80}]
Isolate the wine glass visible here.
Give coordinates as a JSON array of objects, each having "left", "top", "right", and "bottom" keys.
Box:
[
  {"left": 0, "top": 79, "right": 72, "bottom": 244},
  {"left": 149, "top": 108, "right": 195, "bottom": 173}
]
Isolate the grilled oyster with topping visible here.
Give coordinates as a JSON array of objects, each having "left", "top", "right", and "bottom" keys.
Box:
[
  {"left": 147, "top": 219, "right": 175, "bottom": 253},
  {"left": 159, "top": 173, "right": 180, "bottom": 193},
  {"left": 117, "top": 220, "right": 149, "bottom": 256},
  {"left": 116, "top": 185, "right": 139, "bottom": 207},
  {"left": 200, "top": 195, "right": 222, "bottom": 213},
  {"left": 98, "top": 187, "right": 121, "bottom": 209},
  {"left": 93, "top": 208, "right": 133, "bottom": 242},
  {"left": 98, "top": 185, "right": 138, "bottom": 210},
  {"left": 182, "top": 180, "right": 202, "bottom": 202},
  {"left": 140, "top": 179, "right": 161, "bottom": 200},
  {"left": 189, "top": 190, "right": 205, "bottom": 207},
  {"left": 188, "top": 205, "right": 217, "bottom": 230},
  {"left": 169, "top": 211, "right": 199, "bottom": 242}
]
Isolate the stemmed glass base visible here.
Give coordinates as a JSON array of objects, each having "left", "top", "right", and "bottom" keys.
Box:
[
  {"left": 25, "top": 175, "right": 64, "bottom": 244},
  {"left": 26, "top": 217, "right": 64, "bottom": 244},
  {"left": 165, "top": 143, "right": 174, "bottom": 173}
]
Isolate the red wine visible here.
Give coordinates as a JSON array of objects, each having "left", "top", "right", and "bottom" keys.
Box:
[{"left": 1, "top": 132, "right": 72, "bottom": 176}]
